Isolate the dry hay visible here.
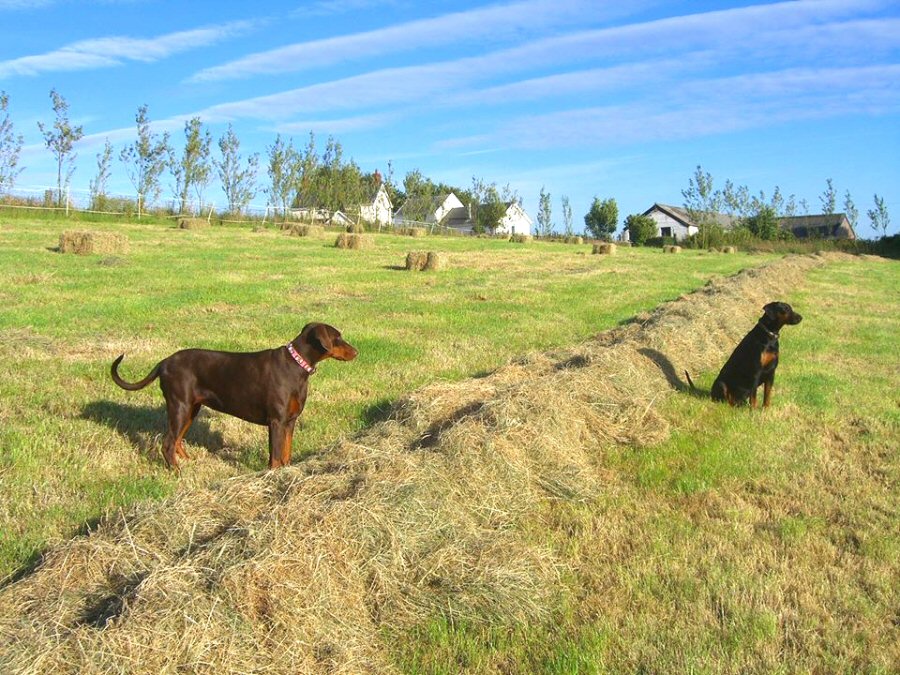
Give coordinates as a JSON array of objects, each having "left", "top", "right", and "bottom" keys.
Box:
[
  {"left": 424, "top": 252, "right": 448, "bottom": 271},
  {"left": 178, "top": 218, "right": 209, "bottom": 230},
  {"left": 405, "top": 251, "right": 427, "bottom": 271},
  {"left": 335, "top": 233, "right": 372, "bottom": 250},
  {"left": 592, "top": 243, "right": 616, "bottom": 255},
  {"left": 398, "top": 227, "right": 427, "bottom": 238},
  {"left": 287, "top": 224, "right": 325, "bottom": 237},
  {"left": 722, "top": 245, "right": 737, "bottom": 254},
  {"left": 346, "top": 223, "right": 365, "bottom": 234},
  {"left": 663, "top": 245, "right": 683, "bottom": 253},
  {"left": 565, "top": 236, "right": 584, "bottom": 245},
  {"left": 510, "top": 234, "right": 532, "bottom": 243},
  {"left": 0, "top": 254, "right": 831, "bottom": 673},
  {"left": 59, "top": 231, "right": 129, "bottom": 256}
]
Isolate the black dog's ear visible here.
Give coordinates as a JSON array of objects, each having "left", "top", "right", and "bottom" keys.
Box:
[{"left": 763, "top": 302, "right": 780, "bottom": 319}]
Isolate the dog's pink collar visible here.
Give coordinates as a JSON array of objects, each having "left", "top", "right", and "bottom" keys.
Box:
[{"left": 286, "top": 342, "right": 315, "bottom": 374}]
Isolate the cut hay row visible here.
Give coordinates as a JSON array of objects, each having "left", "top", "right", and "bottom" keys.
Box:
[
  {"left": 178, "top": 218, "right": 209, "bottom": 230},
  {"left": 59, "top": 231, "right": 129, "bottom": 255},
  {"left": 0, "top": 254, "right": 834, "bottom": 673}
]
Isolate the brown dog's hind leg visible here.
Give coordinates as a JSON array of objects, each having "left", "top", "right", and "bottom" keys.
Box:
[{"left": 163, "top": 400, "right": 197, "bottom": 470}]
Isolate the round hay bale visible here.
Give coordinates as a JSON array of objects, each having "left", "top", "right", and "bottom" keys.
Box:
[
  {"left": 510, "top": 234, "right": 532, "bottom": 243},
  {"left": 592, "top": 243, "right": 616, "bottom": 255},
  {"left": 179, "top": 218, "right": 209, "bottom": 230},
  {"left": 424, "top": 251, "right": 448, "bottom": 271},
  {"left": 335, "top": 233, "right": 372, "bottom": 250},
  {"left": 565, "top": 236, "right": 584, "bottom": 245},
  {"left": 288, "top": 224, "right": 325, "bottom": 237},
  {"left": 405, "top": 251, "right": 428, "bottom": 271},
  {"left": 346, "top": 223, "right": 365, "bottom": 234},
  {"left": 59, "top": 230, "right": 129, "bottom": 255},
  {"left": 398, "top": 227, "right": 427, "bottom": 238},
  {"left": 666, "top": 245, "right": 682, "bottom": 254},
  {"left": 722, "top": 246, "right": 736, "bottom": 254}
]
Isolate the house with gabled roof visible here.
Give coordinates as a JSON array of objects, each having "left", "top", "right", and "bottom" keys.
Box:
[{"left": 628, "top": 203, "right": 855, "bottom": 242}]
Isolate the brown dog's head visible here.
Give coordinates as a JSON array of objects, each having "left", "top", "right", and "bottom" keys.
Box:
[
  {"left": 763, "top": 301, "right": 803, "bottom": 328},
  {"left": 300, "top": 322, "right": 358, "bottom": 362}
]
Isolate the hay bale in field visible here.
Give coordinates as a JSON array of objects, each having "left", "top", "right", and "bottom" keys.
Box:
[
  {"left": 288, "top": 224, "right": 325, "bottom": 237},
  {"left": 424, "top": 251, "right": 448, "bottom": 271},
  {"left": 592, "top": 243, "right": 617, "bottom": 255},
  {"left": 663, "top": 245, "right": 682, "bottom": 253},
  {"left": 722, "top": 246, "right": 736, "bottom": 254},
  {"left": 565, "top": 236, "right": 584, "bottom": 245},
  {"left": 335, "top": 233, "right": 372, "bottom": 250},
  {"left": 405, "top": 251, "right": 428, "bottom": 271},
  {"left": 178, "top": 218, "right": 208, "bottom": 230},
  {"left": 346, "top": 223, "right": 365, "bottom": 234},
  {"left": 510, "top": 234, "right": 532, "bottom": 243},
  {"left": 59, "top": 230, "right": 129, "bottom": 255},
  {"left": 398, "top": 227, "right": 427, "bottom": 238}
]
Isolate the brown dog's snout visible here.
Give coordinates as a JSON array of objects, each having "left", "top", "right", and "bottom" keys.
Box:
[{"left": 333, "top": 341, "right": 358, "bottom": 361}]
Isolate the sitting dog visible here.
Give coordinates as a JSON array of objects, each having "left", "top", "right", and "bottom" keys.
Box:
[
  {"left": 687, "top": 301, "right": 802, "bottom": 407},
  {"left": 111, "top": 322, "right": 357, "bottom": 469}
]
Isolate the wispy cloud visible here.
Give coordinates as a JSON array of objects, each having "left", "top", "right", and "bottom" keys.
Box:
[
  {"left": 446, "top": 64, "right": 900, "bottom": 151},
  {"left": 0, "top": 19, "right": 258, "bottom": 79},
  {"left": 187, "top": 0, "right": 646, "bottom": 83}
]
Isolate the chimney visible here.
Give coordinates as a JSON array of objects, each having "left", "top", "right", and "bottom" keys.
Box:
[{"left": 374, "top": 169, "right": 382, "bottom": 185}]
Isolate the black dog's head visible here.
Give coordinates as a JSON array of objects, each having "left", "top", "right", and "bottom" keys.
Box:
[{"left": 763, "top": 301, "right": 803, "bottom": 328}]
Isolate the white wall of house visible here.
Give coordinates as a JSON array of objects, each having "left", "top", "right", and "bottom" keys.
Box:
[
  {"left": 431, "top": 193, "right": 464, "bottom": 223},
  {"left": 359, "top": 184, "right": 393, "bottom": 227},
  {"left": 646, "top": 207, "right": 697, "bottom": 241},
  {"left": 495, "top": 202, "right": 533, "bottom": 236}
]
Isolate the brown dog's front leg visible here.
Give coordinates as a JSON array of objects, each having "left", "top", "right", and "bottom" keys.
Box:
[
  {"left": 763, "top": 379, "right": 774, "bottom": 408},
  {"left": 268, "top": 421, "right": 291, "bottom": 469}
]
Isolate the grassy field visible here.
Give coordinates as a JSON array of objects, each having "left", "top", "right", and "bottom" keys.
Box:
[
  {"left": 0, "top": 217, "right": 897, "bottom": 673},
  {"left": 389, "top": 257, "right": 900, "bottom": 673},
  {"left": 0, "top": 218, "right": 775, "bottom": 582}
]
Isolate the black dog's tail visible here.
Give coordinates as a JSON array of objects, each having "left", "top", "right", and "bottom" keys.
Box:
[
  {"left": 684, "top": 370, "right": 697, "bottom": 390},
  {"left": 111, "top": 354, "right": 161, "bottom": 391}
]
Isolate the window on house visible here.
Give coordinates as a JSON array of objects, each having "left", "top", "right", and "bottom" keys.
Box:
[{"left": 661, "top": 227, "right": 672, "bottom": 237}]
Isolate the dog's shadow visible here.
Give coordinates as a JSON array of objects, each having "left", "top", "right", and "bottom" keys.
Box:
[
  {"left": 82, "top": 400, "right": 235, "bottom": 462},
  {"left": 637, "top": 348, "right": 709, "bottom": 399}
]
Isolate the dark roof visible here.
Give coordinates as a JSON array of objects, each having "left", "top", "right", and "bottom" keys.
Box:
[
  {"left": 643, "top": 203, "right": 740, "bottom": 230},
  {"left": 441, "top": 206, "right": 474, "bottom": 229},
  {"left": 778, "top": 213, "right": 854, "bottom": 238}
]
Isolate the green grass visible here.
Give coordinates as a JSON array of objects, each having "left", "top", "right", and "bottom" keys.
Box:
[
  {"left": 1, "top": 217, "right": 897, "bottom": 673},
  {"left": 387, "top": 257, "right": 899, "bottom": 673},
  {"left": 0, "top": 217, "right": 775, "bottom": 581}
]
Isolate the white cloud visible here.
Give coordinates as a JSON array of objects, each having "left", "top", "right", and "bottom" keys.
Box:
[
  {"left": 187, "top": 0, "right": 647, "bottom": 82},
  {"left": 0, "top": 19, "right": 258, "bottom": 79}
]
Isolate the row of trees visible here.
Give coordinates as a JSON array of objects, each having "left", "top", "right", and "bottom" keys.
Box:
[{"left": 0, "top": 89, "right": 531, "bottom": 230}]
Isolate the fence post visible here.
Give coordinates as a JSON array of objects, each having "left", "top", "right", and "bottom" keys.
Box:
[
  {"left": 65, "top": 187, "right": 69, "bottom": 217},
  {"left": 138, "top": 193, "right": 142, "bottom": 219}
]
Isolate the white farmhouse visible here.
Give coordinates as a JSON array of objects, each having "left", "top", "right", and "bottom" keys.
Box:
[
  {"left": 358, "top": 182, "right": 393, "bottom": 228},
  {"left": 495, "top": 202, "right": 533, "bottom": 236}
]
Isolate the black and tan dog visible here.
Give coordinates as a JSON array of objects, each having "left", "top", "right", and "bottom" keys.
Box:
[
  {"left": 111, "top": 322, "right": 357, "bottom": 469},
  {"left": 687, "top": 301, "right": 802, "bottom": 408}
]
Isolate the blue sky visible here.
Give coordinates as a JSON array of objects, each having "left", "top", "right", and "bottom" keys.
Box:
[{"left": 1, "top": 0, "right": 898, "bottom": 236}]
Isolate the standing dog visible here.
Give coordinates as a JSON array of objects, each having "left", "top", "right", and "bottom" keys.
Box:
[
  {"left": 111, "top": 322, "right": 357, "bottom": 469},
  {"left": 687, "top": 301, "right": 802, "bottom": 408}
]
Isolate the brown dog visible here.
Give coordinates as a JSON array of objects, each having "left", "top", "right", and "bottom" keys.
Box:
[{"left": 111, "top": 322, "right": 357, "bottom": 469}]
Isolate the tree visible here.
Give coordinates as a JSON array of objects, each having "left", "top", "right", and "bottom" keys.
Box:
[
  {"left": 819, "top": 178, "right": 836, "bottom": 214},
  {"left": 625, "top": 213, "right": 657, "bottom": 246},
  {"left": 867, "top": 194, "right": 891, "bottom": 239},
  {"left": 471, "top": 177, "right": 509, "bottom": 234},
  {"left": 536, "top": 186, "right": 552, "bottom": 237},
  {"left": 746, "top": 205, "right": 780, "bottom": 240},
  {"left": 584, "top": 197, "right": 618, "bottom": 240},
  {"left": 89, "top": 139, "right": 113, "bottom": 210},
  {"left": 265, "top": 134, "right": 299, "bottom": 218},
  {"left": 174, "top": 117, "right": 211, "bottom": 213},
  {"left": 561, "top": 195, "right": 573, "bottom": 236},
  {"left": 214, "top": 123, "right": 258, "bottom": 214},
  {"left": 843, "top": 190, "right": 859, "bottom": 232},
  {"left": 119, "top": 104, "right": 170, "bottom": 209},
  {"left": 0, "top": 91, "right": 24, "bottom": 192},
  {"left": 399, "top": 169, "right": 435, "bottom": 223},
  {"left": 38, "top": 89, "right": 83, "bottom": 206},
  {"left": 682, "top": 165, "right": 723, "bottom": 249}
]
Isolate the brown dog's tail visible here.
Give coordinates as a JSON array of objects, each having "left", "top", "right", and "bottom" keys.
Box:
[
  {"left": 684, "top": 370, "right": 697, "bottom": 390},
  {"left": 111, "top": 354, "right": 161, "bottom": 391}
]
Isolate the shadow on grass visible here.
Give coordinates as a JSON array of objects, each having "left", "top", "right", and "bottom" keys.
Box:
[
  {"left": 80, "top": 400, "right": 268, "bottom": 472},
  {"left": 637, "top": 347, "right": 709, "bottom": 400}
]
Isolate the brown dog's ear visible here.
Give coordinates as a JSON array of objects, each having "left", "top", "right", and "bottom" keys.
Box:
[{"left": 312, "top": 323, "right": 335, "bottom": 354}]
